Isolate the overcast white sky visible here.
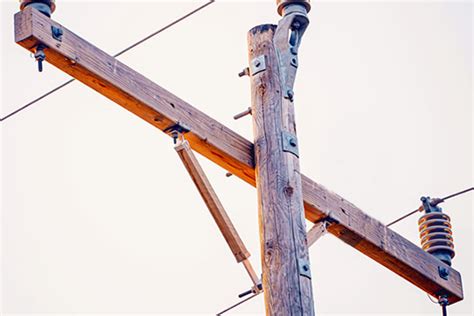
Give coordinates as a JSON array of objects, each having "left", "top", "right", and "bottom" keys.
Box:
[{"left": 1, "top": 0, "right": 472, "bottom": 315}]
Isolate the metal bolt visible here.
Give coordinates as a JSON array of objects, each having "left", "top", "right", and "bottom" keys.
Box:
[
  {"left": 171, "top": 130, "right": 179, "bottom": 144},
  {"left": 286, "top": 89, "right": 294, "bottom": 102},
  {"left": 34, "top": 45, "right": 46, "bottom": 72},
  {"left": 254, "top": 60, "right": 261, "bottom": 68},
  {"left": 292, "top": 21, "right": 301, "bottom": 30},
  {"left": 233, "top": 107, "right": 252, "bottom": 120},
  {"left": 289, "top": 138, "right": 297, "bottom": 147},
  {"left": 238, "top": 67, "right": 249, "bottom": 77}
]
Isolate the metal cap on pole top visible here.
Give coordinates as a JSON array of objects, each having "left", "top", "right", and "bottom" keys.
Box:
[
  {"left": 19, "top": 0, "right": 56, "bottom": 17},
  {"left": 276, "top": 0, "right": 311, "bottom": 16}
]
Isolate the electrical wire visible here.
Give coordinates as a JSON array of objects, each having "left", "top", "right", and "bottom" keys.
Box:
[
  {"left": 0, "top": 0, "right": 215, "bottom": 122},
  {"left": 427, "top": 294, "right": 439, "bottom": 304},
  {"left": 216, "top": 292, "right": 261, "bottom": 315},
  {"left": 440, "top": 187, "right": 474, "bottom": 201},
  {"left": 386, "top": 187, "right": 474, "bottom": 227},
  {"left": 386, "top": 206, "right": 423, "bottom": 227}
]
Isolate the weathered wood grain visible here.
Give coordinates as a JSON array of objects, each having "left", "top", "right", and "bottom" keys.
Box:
[
  {"left": 307, "top": 221, "right": 328, "bottom": 248},
  {"left": 175, "top": 140, "right": 250, "bottom": 263},
  {"left": 248, "top": 24, "right": 314, "bottom": 315},
  {"left": 13, "top": 7, "right": 463, "bottom": 304}
]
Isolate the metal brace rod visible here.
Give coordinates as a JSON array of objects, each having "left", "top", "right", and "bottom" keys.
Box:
[{"left": 174, "top": 138, "right": 260, "bottom": 289}]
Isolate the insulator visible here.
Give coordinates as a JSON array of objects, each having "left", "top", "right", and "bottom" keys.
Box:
[
  {"left": 20, "top": 0, "right": 56, "bottom": 17},
  {"left": 418, "top": 212, "right": 455, "bottom": 266},
  {"left": 276, "top": 0, "right": 311, "bottom": 16}
]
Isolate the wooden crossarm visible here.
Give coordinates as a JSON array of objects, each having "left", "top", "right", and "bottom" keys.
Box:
[{"left": 13, "top": 7, "right": 463, "bottom": 304}]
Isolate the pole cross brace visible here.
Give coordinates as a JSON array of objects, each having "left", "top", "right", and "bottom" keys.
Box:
[
  {"left": 307, "top": 219, "right": 333, "bottom": 247},
  {"left": 174, "top": 139, "right": 260, "bottom": 292}
]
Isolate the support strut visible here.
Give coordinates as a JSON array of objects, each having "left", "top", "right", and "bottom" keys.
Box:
[{"left": 174, "top": 138, "right": 260, "bottom": 292}]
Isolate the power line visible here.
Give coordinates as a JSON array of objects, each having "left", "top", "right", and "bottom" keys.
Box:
[
  {"left": 0, "top": 0, "right": 215, "bottom": 122},
  {"left": 386, "top": 206, "right": 423, "bottom": 227},
  {"left": 386, "top": 187, "right": 474, "bottom": 227}
]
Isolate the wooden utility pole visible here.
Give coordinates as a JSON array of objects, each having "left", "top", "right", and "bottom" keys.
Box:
[
  {"left": 248, "top": 19, "right": 314, "bottom": 316},
  {"left": 247, "top": 3, "right": 314, "bottom": 313},
  {"left": 13, "top": 1, "right": 465, "bottom": 312}
]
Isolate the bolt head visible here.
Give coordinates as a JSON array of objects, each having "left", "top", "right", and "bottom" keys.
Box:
[{"left": 292, "top": 21, "right": 301, "bottom": 29}]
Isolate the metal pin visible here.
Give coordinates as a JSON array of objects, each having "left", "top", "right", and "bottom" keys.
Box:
[
  {"left": 238, "top": 67, "right": 250, "bottom": 77},
  {"left": 233, "top": 107, "right": 252, "bottom": 120}
]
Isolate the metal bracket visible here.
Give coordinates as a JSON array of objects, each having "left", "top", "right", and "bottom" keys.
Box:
[
  {"left": 164, "top": 122, "right": 191, "bottom": 144},
  {"left": 281, "top": 131, "right": 299, "bottom": 157},
  {"left": 51, "top": 25, "right": 63, "bottom": 41},
  {"left": 164, "top": 122, "right": 190, "bottom": 134},
  {"left": 273, "top": 4, "right": 309, "bottom": 103},
  {"left": 438, "top": 266, "right": 450, "bottom": 280},
  {"left": 249, "top": 55, "right": 266, "bottom": 76},
  {"left": 298, "top": 258, "right": 312, "bottom": 279}
]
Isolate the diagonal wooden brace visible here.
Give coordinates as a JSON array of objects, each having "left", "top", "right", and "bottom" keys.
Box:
[
  {"left": 307, "top": 220, "right": 331, "bottom": 248},
  {"left": 175, "top": 139, "right": 259, "bottom": 288},
  {"left": 13, "top": 7, "right": 463, "bottom": 304}
]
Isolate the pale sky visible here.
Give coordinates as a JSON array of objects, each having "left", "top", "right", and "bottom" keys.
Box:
[{"left": 1, "top": 0, "right": 472, "bottom": 315}]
